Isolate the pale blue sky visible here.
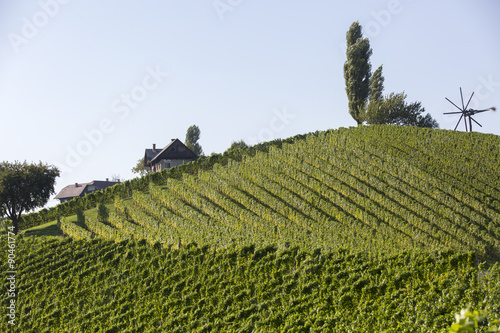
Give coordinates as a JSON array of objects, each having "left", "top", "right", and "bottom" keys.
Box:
[{"left": 1, "top": 1, "right": 499, "bottom": 207}]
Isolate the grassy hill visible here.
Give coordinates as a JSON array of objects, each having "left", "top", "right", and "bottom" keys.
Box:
[
  {"left": 5, "top": 125, "right": 500, "bottom": 332},
  {"left": 2, "top": 236, "right": 499, "bottom": 332},
  {"left": 62, "top": 125, "right": 500, "bottom": 262}
]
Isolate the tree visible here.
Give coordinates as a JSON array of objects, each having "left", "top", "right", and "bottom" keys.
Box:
[
  {"left": 343, "top": 22, "right": 438, "bottom": 129},
  {"left": 230, "top": 140, "right": 248, "bottom": 150},
  {"left": 0, "top": 161, "right": 60, "bottom": 234},
  {"left": 344, "top": 21, "right": 372, "bottom": 125},
  {"left": 97, "top": 204, "right": 109, "bottom": 223},
  {"left": 416, "top": 113, "right": 439, "bottom": 128},
  {"left": 365, "top": 92, "right": 439, "bottom": 128},
  {"left": 111, "top": 174, "right": 121, "bottom": 182},
  {"left": 76, "top": 208, "right": 85, "bottom": 228},
  {"left": 369, "top": 65, "right": 384, "bottom": 104},
  {"left": 367, "top": 65, "right": 385, "bottom": 121},
  {"left": 132, "top": 158, "right": 150, "bottom": 176},
  {"left": 185, "top": 125, "right": 203, "bottom": 156}
]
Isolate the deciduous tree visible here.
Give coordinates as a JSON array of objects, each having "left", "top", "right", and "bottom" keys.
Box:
[
  {"left": 185, "top": 125, "right": 203, "bottom": 156},
  {"left": 0, "top": 161, "right": 60, "bottom": 234},
  {"left": 369, "top": 65, "right": 384, "bottom": 104},
  {"left": 365, "top": 92, "right": 439, "bottom": 128},
  {"left": 132, "top": 158, "right": 150, "bottom": 176},
  {"left": 344, "top": 21, "right": 372, "bottom": 125}
]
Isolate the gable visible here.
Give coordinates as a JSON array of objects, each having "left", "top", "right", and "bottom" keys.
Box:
[{"left": 148, "top": 139, "right": 198, "bottom": 165}]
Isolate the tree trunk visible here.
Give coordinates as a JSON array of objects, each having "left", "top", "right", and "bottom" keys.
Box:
[{"left": 10, "top": 217, "right": 19, "bottom": 235}]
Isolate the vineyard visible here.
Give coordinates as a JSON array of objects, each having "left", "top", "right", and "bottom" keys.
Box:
[
  {"left": 1, "top": 236, "right": 499, "bottom": 332},
  {"left": 61, "top": 126, "right": 500, "bottom": 262},
  {"left": 6, "top": 125, "right": 500, "bottom": 331}
]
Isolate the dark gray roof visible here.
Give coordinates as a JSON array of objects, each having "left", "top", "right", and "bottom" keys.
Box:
[
  {"left": 54, "top": 180, "right": 120, "bottom": 200},
  {"left": 144, "top": 149, "right": 161, "bottom": 164},
  {"left": 54, "top": 182, "right": 89, "bottom": 199},
  {"left": 145, "top": 139, "right": 197, "bottom": 166}
]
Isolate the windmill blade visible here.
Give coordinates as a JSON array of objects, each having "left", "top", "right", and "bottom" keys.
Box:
[
  {"left": 454, "top": 114, "right": 464, "bottom": 131},
  {"left": 464, "top": 91, "right": 475, "bottom": 110},
  {"left": 471, "top": 109, "right": 490, "bottom": 114},
  {"left": 443, "top": 111, "right": 464, "bottom": 115},
  {"left": 460, "top": 87, "right": 465, "bottom": 110},
  {"left": 470, "top": 117, "right": 483, "bottom": 127},
  {"left": 445, "top": 97, "right": 464, "bottom": 112}
]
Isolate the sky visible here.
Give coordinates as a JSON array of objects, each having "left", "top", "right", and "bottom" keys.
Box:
[{"left": 1, "top": 0, "right": 499, "bottom": 208}]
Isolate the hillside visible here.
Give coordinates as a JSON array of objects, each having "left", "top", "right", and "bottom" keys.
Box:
[
  {"left": 2, "top": 236, "right": 499, "bottom": 332},
  {"left": 6, "top": 125, "right": 500, "bottom": 332},
  {"left": 61, "top": 125, "right": 500, "bottom": 262}
]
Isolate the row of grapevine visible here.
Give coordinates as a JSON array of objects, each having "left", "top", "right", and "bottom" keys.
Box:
[
  {"left": 120, "top": 195, "right": 181, "bottom": 245},
  {"left": 59, "top": 218, "right": 93, "bottom": 240},
  {"left": 19, "top": 132, "right": 319, "bottom": 229},
  {"left": 2, "top": 236, "right": 499, "bottom": 332},
  {"left": 84, "top": 215, "right": 130, "bottom": 243},
  {"left": 54, "top": 125, "right": 500, "bottom": 260}
]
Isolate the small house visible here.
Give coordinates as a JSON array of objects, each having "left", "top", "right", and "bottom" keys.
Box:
[
  {"left": 54, "top": 179, "right": 120, "bottom": 203},
  {"left": 144, "top": 139, "right": 198, "bottom": 172}
]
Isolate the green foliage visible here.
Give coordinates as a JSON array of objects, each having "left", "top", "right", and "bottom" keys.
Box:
[
  {"left": 56, "top": 215, "right": 61, "bottom": 233},
  {"left": 417, "top": 112, "right": 440, "bottom": 128},
  {"left": 449, "top": 309, "right": 500, "bottom": 332},
  {"left": 53, "top": 126, "right": 500, "bottom": 264},
  {"left": 97, "top": 204, "right": 109, "bottom": 223},
  {"left": 366, "top": 92, "right": 439, "bottom": 128},
  {"left": 369, "top": 65, "right": 384, "bottom": 103},
  {"left": 131, "top": 158, "right": 150, "bottom": 176},
  {"left": 76, "top": 209, "right": 85, "bottom": 228},
  {"left": 20, "top": 131, "right": 316, "bottom": 230},
  {"left": 344, "top": 21, "right": 372, "bottom": 125},
  {"left": 230, "top": 140, "right": 248, "bottom": 150},
  {"left": 12, "top": 125, "right": 500, "bottom": 332},
  {"left": 0, "top": 161, "right": 59, "bottom": 233},
  {"left": 2, "top": 238, "right": 499, "bottom": 332},
  {"left": 185, "top": 124, "right": 203, "bottom": 156},
  {"left": 344, "top": 21, "right": 439, "bottom": 129}
]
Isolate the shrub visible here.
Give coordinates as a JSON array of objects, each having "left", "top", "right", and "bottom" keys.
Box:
[{"left": 97, "top": 204, "right": 109, "bottom": 223}]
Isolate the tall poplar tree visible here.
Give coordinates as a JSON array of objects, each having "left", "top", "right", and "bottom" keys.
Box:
[
  {"left": 185, "top": 125, "right": 203, "bottom": 156},
  {"left": 344, "top": 21, "right": 372, "bottom": 125},
  {"left": 366, "top": 65, "right": 385, "bottom": 123},
  {"left": 369, "top": 65, "right": 384, "bottom": 103}
]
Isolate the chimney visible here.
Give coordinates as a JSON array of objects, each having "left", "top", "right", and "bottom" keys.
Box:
[
  {"left": 152, "top": 143, "right": 156, "bottom": 152},
  {"left": 171, "top": 138, "right": 175, "bottom": 141},
  {"left": 106, "top": 178, "right": 109, "bottom": 182},
  {"left": 75, "top": 183, "right": 78, "bottom": 187}
]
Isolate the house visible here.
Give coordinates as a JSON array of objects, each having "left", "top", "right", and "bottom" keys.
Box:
[
  {"left": 54, "top": 179, "right": 120, "bottom": 203},
  {"left": 144, "top": 139, "right": 198, "bottom": 172}
]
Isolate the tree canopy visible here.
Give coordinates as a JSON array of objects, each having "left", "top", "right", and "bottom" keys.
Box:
[
  {"left": 344, "top": 21, "right": 438, "bottom": 129},
  {"left": 229, "top": 140, "right": 248, "bottom": 150},
  {"left": 185, "top": 125, "right": 203, "bottom": 156},
  {"left": 132, "top": 158, "right": 150, "bottom": 176},
  {"left": 366, "top": 93, "right": 439, "bottom": 129},
  {"left": 0, "top": 161, "right": 60, "bottom": 234},
  {"left": 344, "top": 21, "right": 372, "bottom": 125},
  {"left": 369, "top": 65, "right": 384, "bottom": 104}
]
